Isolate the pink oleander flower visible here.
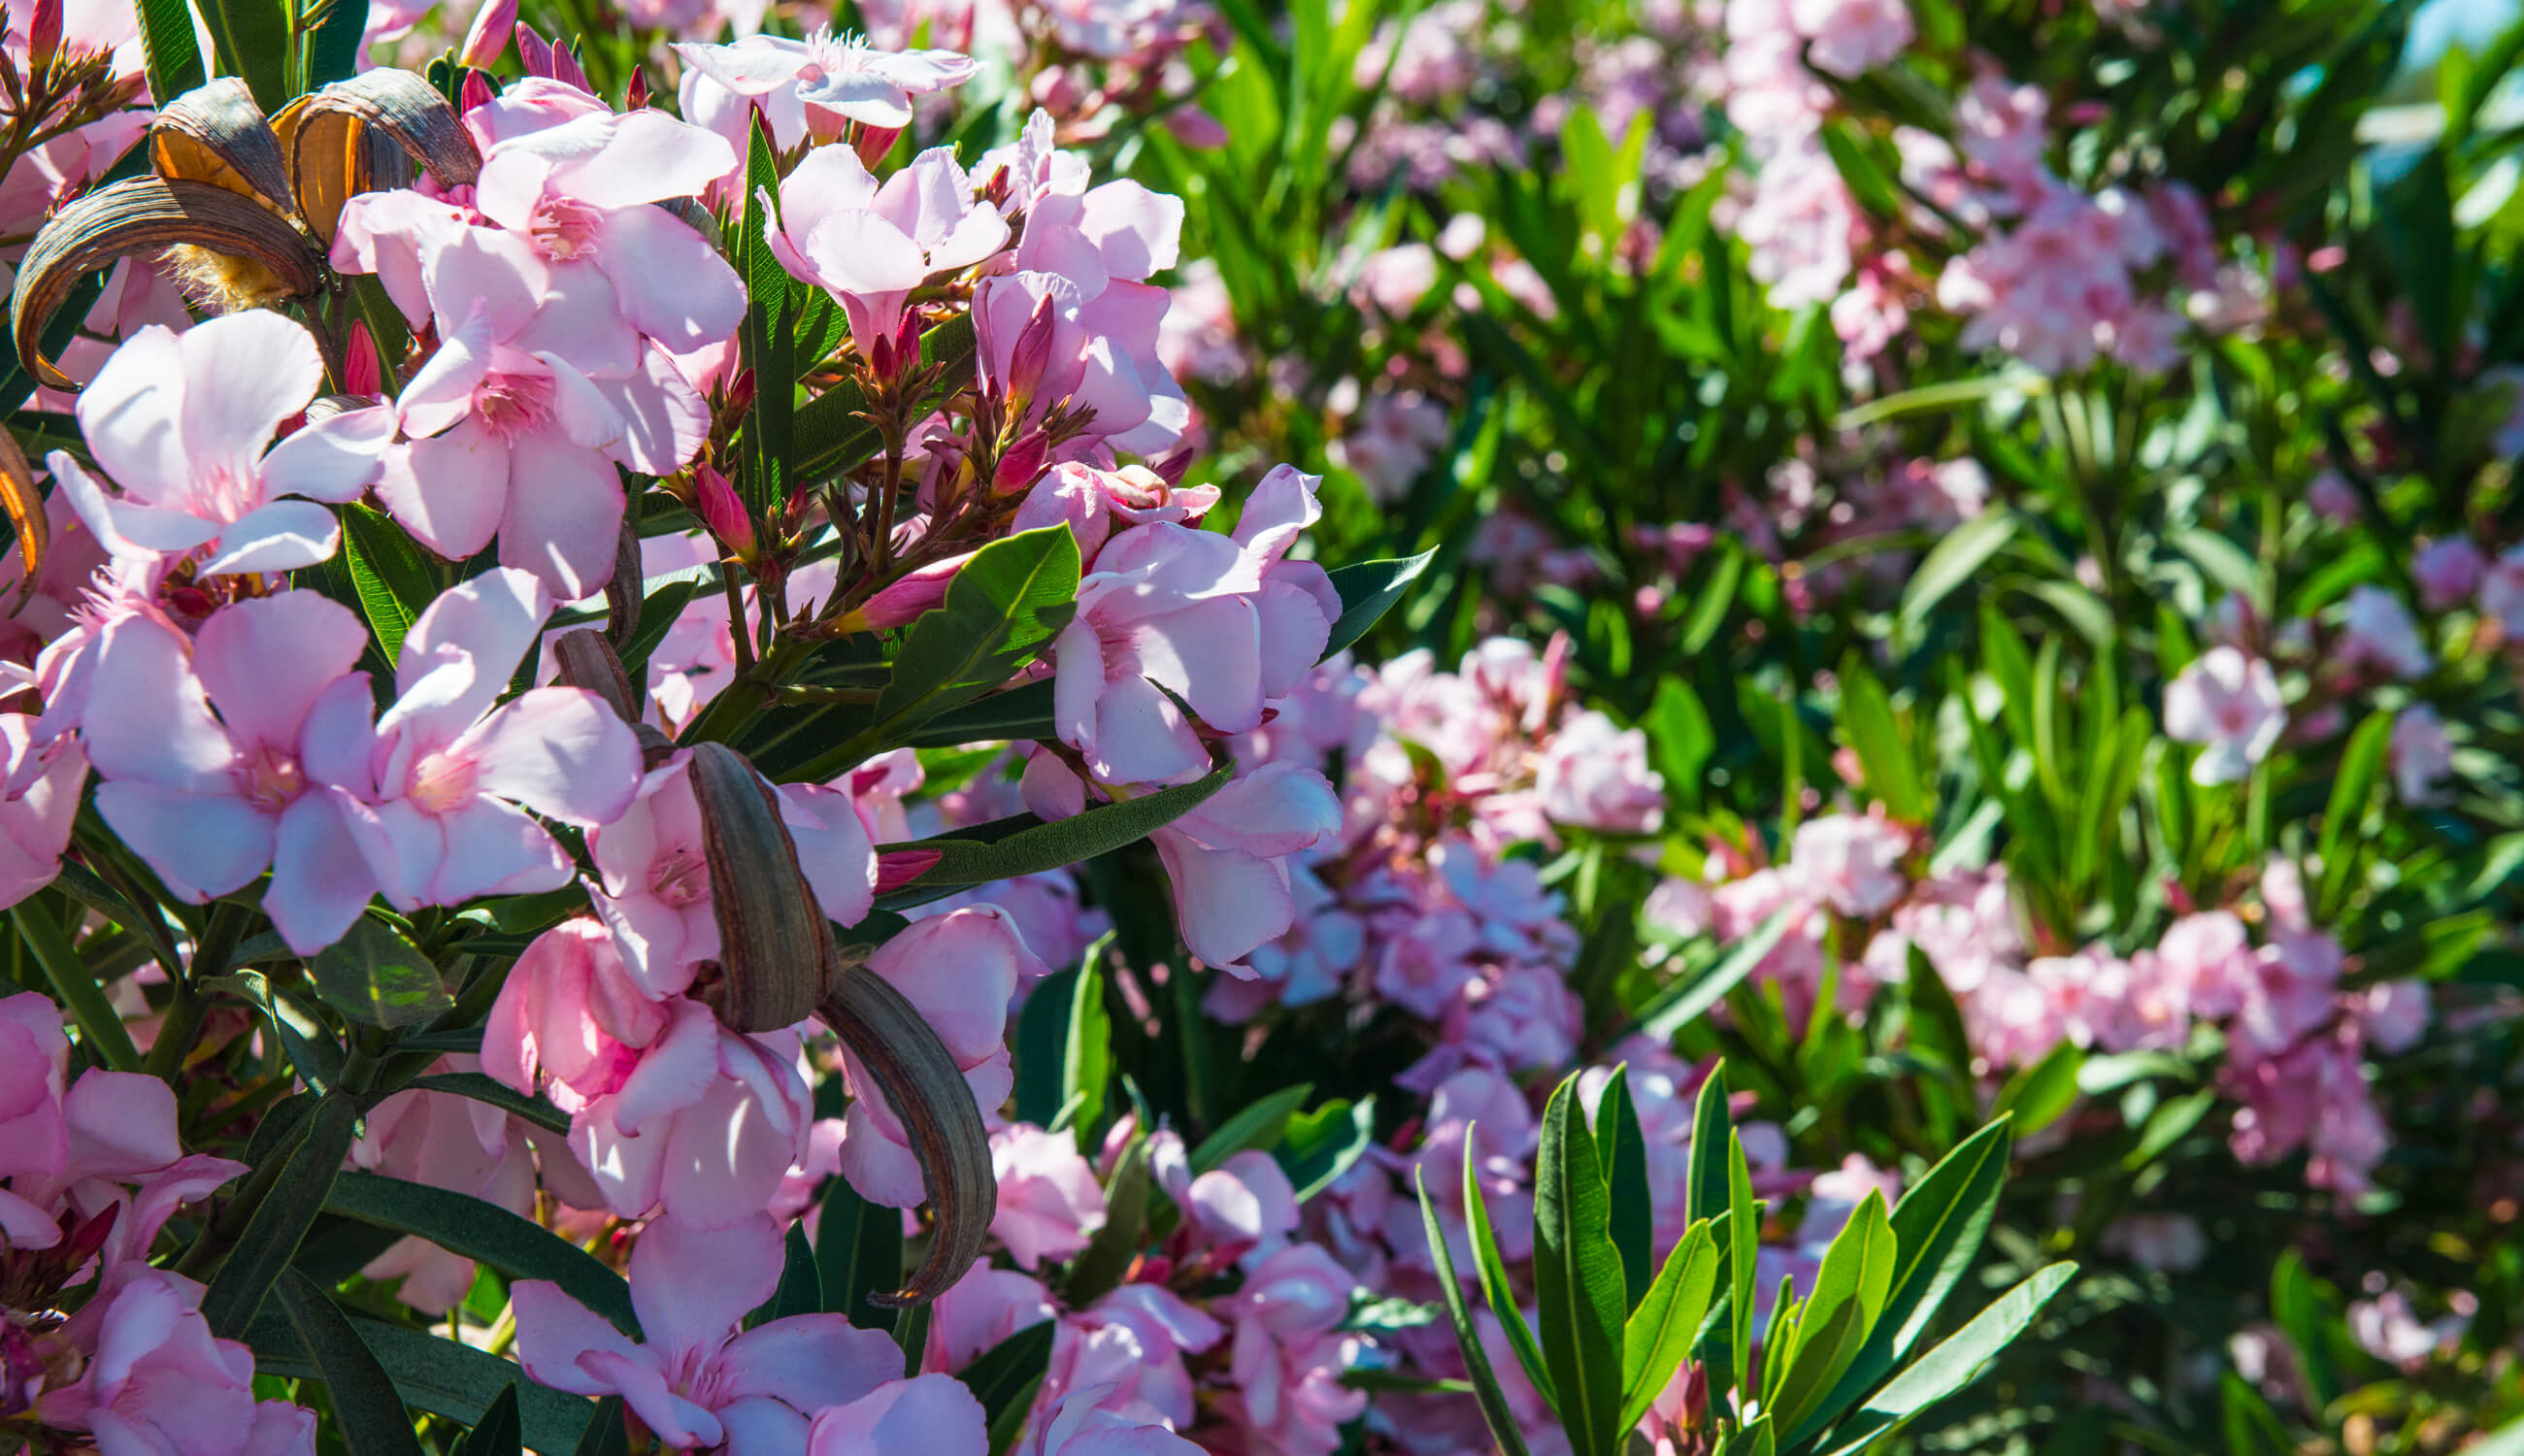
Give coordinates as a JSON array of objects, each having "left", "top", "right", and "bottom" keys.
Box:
[
  {"left": 771, "top": 144, "right": 1010, "bottom": 348},
  {"left": 989, "top": 1124, "right": 1108, "bottom": 1271},
  {"left": 0, "top": 712, "right": 84, "bottom": 911},
  {"left": 1787, "top": 812, "right": 1910, "bottom": 917},
  {"left": 516, "top": 1213, "right": 900, "bottom": 1452},
  {"left": 1047, "top": 466, "right": 1336, "bottom": 783},
  {"left": 590, "top": 752, "right": 878, "bottom": 997},
  {"left": 1221, "top": 1243, "right": 1368, "bottom": 1456},
  {"left": 33, "top": 1270, "right": 316, "bottom": 1456},
  {"left": 2390, "top": 704, "right": 2454, "bottom": 805},
  {"left": 1046, "top": 1283, "right": 1223, "bottom": 1430},
  {"left": 357, "top": 227, "right": 710, "bottom": 598},
  {"left": 466, "top": 100, "right": 747, "bottom": 357},
  {"left": 1146, "top": 762, "right": 1345, "bottom": 971},
  {"left": 805, "top": 1374, "right": 988, "bottom": 1455},
  {"left": 1017, "top": 1389, "right": 1206, "bottom": 1456},
  {"left": 2163, "top": 646, "right": 2284, "bottom": 784},
  {"left": 924, "top": 1267, "right": 1056, "bottom": 1375},
  {"left": 2338, "top": 585, "right": 2432, "bottom": 680},
  {"left": 81, "top": 591, "right": 380, "bottom": 953},
  {"left": 972, "top": 247, "right": 1187, "bottom": 456},
  {"left": 834, "top": 907, "right": 1045, "bottom": 1207},
  {"left": 485, "top": 919, "right": 814, "bottom": 1227},
  {"left": 1013, "top": 462, "right": 1222, "bottom": 569},
  {"left": 341, "top": 568, "right": 641, "bottom": 910},
  {"left": 2412, "top": 537, "right": 2484, "bottom": 611},
  {"left": 1535, "top": 710, "right": 1665, "bottom": 834},
  {"left": 677, "top": 29, "right": 978, "bottom": 155},
  {"left": 2480, "top": 545, "right": 2524, "bottom": 635},
  {"left": 45, "top": 312, "right": 388, "bottom": 579}
]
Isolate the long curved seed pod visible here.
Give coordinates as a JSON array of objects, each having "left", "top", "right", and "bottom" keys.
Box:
[
  {"left": 604, "top": 515, "right": 643, "bottom": 651},
  {"left": 275, "top": 69, "right": 482, "bottom": 246},
  {"left": 687, "top": 742, "right": 838, "bottom": 1033},
  {"left": 815, "top": 964, "right": 996, "bottom": 1307},
  {"left": 149, "top": 78, "right": 296, "bottom": 216},
  {"left": 0, "top": 427, "right": 45, "bottom": 610},
  {"left": 11, "top": 178, "right": 321, "bottom": 391}
]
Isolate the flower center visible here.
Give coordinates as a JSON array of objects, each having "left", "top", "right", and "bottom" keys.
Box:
[
  {"left": 529, "top": 195, "right": 604, "bottom": 263},
  {"left": 234, "top": 745, "right": 306, "bottom": 812},
  {"left": 408, "top": 750, "right": 480, "bottom": 816},
  {"left": 649, "top": 846, "right": 710, "bottom": 909},
  {"left": 476, "top": 370, "right": 555, "bottom": 442}
]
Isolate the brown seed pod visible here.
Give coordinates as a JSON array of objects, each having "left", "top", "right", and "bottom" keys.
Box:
[
  {"left": 551, "top": 628, "right": 674, "bottom": 767},
  {"left": 273, "top": 69, "right": 482, "bottom": 247},
  {"left": 686, "top": 742, "right": 839, "bottom": 1034},
  {"left": 815, "top": 963, "right": 997, "bottom": 1307},
  {"left": 0, "top": 426, "right": 45, "bottom": 611},
  {"left": 149, "top": 78, "right": 297, "bottom": 217},
  {"left": 10, "top": 177, "right": 323, "bottom": 392}
]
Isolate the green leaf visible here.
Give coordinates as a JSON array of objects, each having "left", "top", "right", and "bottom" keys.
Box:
[
  {"left": 1414, "top": 1169, "right": 1536, "bottom": 1456},
  {"left": 1190, "top": 1083, "right": 1313, "bottom": 1173},
  {"left": 964, "top": 1320, "right": 1057, "bottom": 1456},
  {"left": 1593, "top": 1067, "right": 1653, "bottom": 1310},
  {"left": 325, "top": 1171, "right": 641, "bottom": 1338},
  {"left": 1992, "top": 1042, "right": 2081, "bottom": 1137},
  {"left": 404, "top": 1073, "right": 572, "bottom": 1138},
  {"left": 202, "top": 0, "right": 289, "bottom": 110},
  {"left": 791, "top": 527, "right": 1079, "bottom": 778},
  {"left": 1062, "top": 936, "right": 1114, "bottom": 1150},
  {"left": 1278, "top": 1096, "right": 1376, "bottom": 1204},
  {"left": 135, "top": 0, "right": 205, "bottom": 100},
  {"left": 274, "top": 1271, "right": 423, "bottom": 1456},
  {"left": 1465, "top": 1124, "right": 1556, "bottom": 1408},
  {"left": 1322, "top": 552, "right": 1435, "bottom": 658},
  {"left": 202, "top": 1094, "right": 358, "bottom": 1339},
  {"left": 1063, "top": 1133, "right": 1150, "bottom": 1306},
  {"left": 1869, "top": 1119, "right": 2011, "bottom": 1365},
  {"left": 2317, "top": 709, "right": 2394, "bottom": 918},
  {"left": 1899, "top": 511, "right": 2016, "bottom": 635},
  {"left": 249, "top": 1307, "right": 594, "bottom": 1454},
  {"left": 764, "top": 1221, "right": 820, "bottom": 1324},
  {"left": 1619, "top": 1221, "right": 1719, "bottom": 1430},
  {"left": 312, "top": 915, "right": 454, "bottom": 1030},
  {"left": 341, "top": 503, "right": 438, "bottom": 671},
  {"left": 874, "top": 763, "right": 1231, "bottom": 909},
  {"left": 1683, "top": 1065, "right": 1731, "bottom": 1228},
  {"left": 1534, "top": 1075, "right": 1628, "bottom": 1455},
  {"left": 816, "top": 1170, "right": 904, "bottom": 1332},
  {"left": 572, "top": 1398, "right": 628, "bottom": 1456},
  {"left": 1726, "top": 1130, "right": 1757, "bottom": 1395},
  {"left": 1813, "top": 1263, "right": 2076, "bottom": 1456},
  {"left": 1837, "top": 655, "right": 1927, "bottom": 824},
  {"left": 1645, "top": 678, "right": 1715, "bottom": 810},
  {"left": 2270, "top": 1249, "right": 2338, "bottom": 1408},
  {"left": 1638, "top": 910, "right": 1794, "bottom": 1041},
  {"left": 1771, "top": 1192, "right": 1896, "bottom": 1442},
  {"left": 305, "top": 0, "right": 369, "bottom": 83},
  {"left": 450, "top": 1383, "right": 522, "bottom": 1456}
]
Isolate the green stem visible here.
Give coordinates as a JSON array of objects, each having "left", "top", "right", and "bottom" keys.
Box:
[
  {"left": 14, "top": 899, "right": 141, "bottom": 1072},
  {"left": 142, "top": 986, "right": 205, "bottom": 1079}
]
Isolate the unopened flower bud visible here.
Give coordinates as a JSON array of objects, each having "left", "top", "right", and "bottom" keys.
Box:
[
  {"left": 1148, "top": 446, "right": 1196, "bottom": 487},
  {"left": 459, "top": 68, "right": 493, "bottom": 115},
  {"left": 830, "top": 551, "right": 972, "bottom": 634},
  {"left": 625, "top": 66, "right": 650, "bottom": 112},
  {"left": 344, "top": 320, "right": 382, "bottom": 397},
  {"left": 28, "top": 0, "right": 62, "bottom": 71},
  {"left": 456, "top": 0, "right": 515, "bottom": 70},
  {"left": 854, "top": 123, "right": 903, "bottom": 169},
  {"left": 693, "top": 461, "right": 755, "bottom": 561},
  {"left": 689, "top": 743, "right": 840, "bottom": 1033},
  {"left": 1004, "top": 294, "right": 1059, "bottom": 414},
  {"left": 991, "top": 429, "right": 1049, "bottom": 496}
]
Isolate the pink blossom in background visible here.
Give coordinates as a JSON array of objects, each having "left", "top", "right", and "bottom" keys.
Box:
[
  {"left": 32, "top": 1270, "right": 316, "bottom": 1456},
  {"left": 0, "top": 713, "right": 84, "bottom": 911},
  {"left": 2337, "top": 585, "right": 2433, "bottom": 680},
  {"left": 1788, "top": 812, "right": 1909, "bottom": 917},
  {"left": 2390, "top": 704, "right": 2454, "bottom": 805},
  {"left": 990, "top": 1124, "right": 1109, "bottom": 1270},
  {"left": 2412, "top": 537, "right": 2484, "bottom": 610},
  {"left": 2163, "top": 646, "right": 2284, "bottom": 784},
  {"left": 1534, "top": 711, "right": 1664, "bottom": 834},
  {"left": 806, "top": 1374, "right": 989, "bottom": 1455}
]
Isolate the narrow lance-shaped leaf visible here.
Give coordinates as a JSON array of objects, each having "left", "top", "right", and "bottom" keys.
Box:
[
  {"left": 1414, "top": 1169, "right": 1536, "bottom": 1456},
  {"left": 817, "top": 1166, "right": 906, "bottom": 1331},
  {"left": 1813, "top": 1263, "right": 2077, "bottom": 1456},
  {"left": 1533, "top": 1075, "right": 1628, "bottom": 1456},
  {"left": 273, "top": 1271, "right": 425, "bottom": 1456},
  {"left": 324, "top": 1170, "right": 641, "bottom": 1337},
  {"left": 816, "top": 965, "right": 996, "bottom": 1305},
  {"left": 1594, "top": 1066, "right": 1653, "bottom": 1311},
  {"left": 873, "top": 763, "right": 1232, "bottom": 910},
  {"left": 201, "top": 1093, "right": 358, "bottom": 1339},
  {"left": 1464, "top": 1124, "right": 1555, "bottom": 1409},
  {"left": 1619, "top": 1220, "right": 1720, "bottom": 1431}
]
